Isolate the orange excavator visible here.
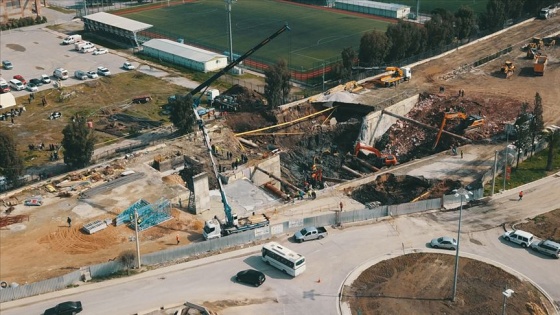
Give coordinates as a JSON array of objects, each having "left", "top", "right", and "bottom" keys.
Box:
[
  {"left": 433, "top": 112, "right": 485, "bottom": 149},
  {"left": 354, "top": 142, "right": 398, "bottom": 167}
]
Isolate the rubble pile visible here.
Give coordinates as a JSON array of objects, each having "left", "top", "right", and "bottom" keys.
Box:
[
  {"left": 351, "top": 174, "right": 462, "bottom": 205},
  {"left": 385, "top": 93, "right": 523, "bottom": 161},
  {"left": 222, "top": 84, "right": 267, "bottom": 111}
]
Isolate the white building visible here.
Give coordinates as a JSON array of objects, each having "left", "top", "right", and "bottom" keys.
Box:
[
  {"left": 335, "top": 0, "right": 411, "bottom": 19},
  {"left": 142, "top": 39, "right": 228, "bottom": 73}
]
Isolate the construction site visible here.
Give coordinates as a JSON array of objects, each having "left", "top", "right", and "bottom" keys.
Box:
[{"left": 1, "top": 14, "right": 560, "bottom": 291}]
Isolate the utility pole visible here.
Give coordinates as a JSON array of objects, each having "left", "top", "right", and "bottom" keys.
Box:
[
  {"left": 451, "top": 188, "right": 472, "bottom": 302},
  {"left": 322, "top": 62, "right": 325, "bottom": 92},
  {"left": 134, "top": 210, "right": 141, "bottom": 269},
  {"left": 491, "top": 150, "right": 498, "bottom": 196},
  {"left": 503, "top": 127, "right": 509, "bottom": 192}
]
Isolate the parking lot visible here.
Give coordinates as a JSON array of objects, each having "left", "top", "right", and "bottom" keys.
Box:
[{"left": 0, "top": 27, "right": 138, "bottom": 97}]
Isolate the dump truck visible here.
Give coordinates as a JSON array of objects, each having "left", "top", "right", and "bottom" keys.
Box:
[
  {"left": 202, "top": 213, "right": 270, "bottom": 240},
  {"left": 294, "top": 226, "right": 328, "bottom": 242},
  {"left": 534, "top": 55, "right": 548, "bottom": 76}
]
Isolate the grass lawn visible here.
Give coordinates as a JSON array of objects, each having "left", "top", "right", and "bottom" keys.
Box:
[
  {"left": 484, "top": 147, "right": 560, "bottom": 195},
  {"left": 120, "top": 0, "right": 391, "bottom": 69}
]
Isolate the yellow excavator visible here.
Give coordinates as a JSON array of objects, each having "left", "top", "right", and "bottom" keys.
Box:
[
  {"left": 501, "top": 61, "right": 515, "bottom": 79},
  {"left": 433, "top": 112, "right": 485, "bottom": 149}
]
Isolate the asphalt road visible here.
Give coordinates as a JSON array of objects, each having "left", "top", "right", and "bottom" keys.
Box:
[{"left": 2, "top": 173, "right": 558, "bottom": 315}]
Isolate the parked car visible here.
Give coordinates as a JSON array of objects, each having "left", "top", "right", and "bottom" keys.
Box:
[
  {"left": 294, "top": 226, "right": 328, "bottom": 242},
  {"left": 236, "top": 269, "right": 265, "bottom": 287},
  {"left": 13, "top": 74, "right": 27, "bottom": 85},
  {"left": 44, "top": 301, "right": 83, "bottom": 315},
  {"left": 24, "top": 197, "right": 43, "bottom": 206},
  {"left": 122, "top": 62, "right": 135, "bottom": 70},
  {"left": 80, "top": 46, "right": 96, "bottom": 53},
  {"left": 49, "top": 111, "right": 62, "bottom": 120},
  {"left": 430, "top": 236, "right": 457, "bottom": 250},
  {"left": 86, "top": 71, "right": 98, "bottom": 79},
  {"left": 74, "top": 70, "right": 88, "bottom": 80},
  {"left": 0, "top": 79, "right": 10, "bottom": 93},
  {"left": 502, "top": 229, "right": 534, "bottom": 248},
  {"left": 2, "top": 60, "right": 13, "bottom": 70},
  {"left": 26, "top": 83, "right": 38, "bottom": 92},
  {"left": 530, "top": 239, "right": 560, "bottom": 258},
  {"left": 41, "top": 74, "right": 51, "bottom": 84},
  {"left": 29, "top": 78, "right": 43, "bottom": 86},
  {"left": 97, "top": 66, "right": 111, "bottom": 76},
  {"left": 93, "top": 48, "right": 108, "bottom": 55}
]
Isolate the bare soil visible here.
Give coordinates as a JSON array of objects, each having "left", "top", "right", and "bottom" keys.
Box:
[
  {"left": 343, "top": 253, "right": 554, "bottom": 315},
  {"left": 516, "top": 208, "right": 560, "bottom": 243}
]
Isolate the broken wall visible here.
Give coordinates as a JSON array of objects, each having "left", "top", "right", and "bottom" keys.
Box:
[
  {"left": 250, "top": 154, "right": 281, "bottom": 190},
  {"left": 358, "top": 94, "right": 419, "bottom": 146},
  {"left": 192, "top": 172, "right": 210, "bottom": 214}
]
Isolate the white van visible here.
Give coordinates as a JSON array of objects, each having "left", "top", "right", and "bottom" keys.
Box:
[
  {"left": 62, "top": 34, "right": 82, "bottom": 45},
  {"left": 502, "top": 230, "right": 534, "bottom": 247},
  {"left": 53, "top": 68, "right": 69, "bottom": 80},
  {"left": 9, "top": 79, "right": 25, "bottom": 91}
]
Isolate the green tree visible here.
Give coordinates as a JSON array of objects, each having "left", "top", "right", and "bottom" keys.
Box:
[
  {"left": 530, "top": 92, "right": 544, "bottom": 157},
  {"left": 513, "top": 103, "right": 532, "bottom": 169},
  {"left": 385, "top": 21, "right": 426, "bottom": 62},
  {"left": 0, "top": 130, "right": 24, "bottom": 187},
  {"left": 119, "top": 250, "right": 137, "bottom": 275},
  {"left": 455, "top": 6, "right": 477, "bottom": 40},
  {"left": 543, "top": 127, "right": 560, "bottom": 171},
  {"left": 481, "top": 0, "right": 507, "bottom": 32},
  {"left": 340, "top": 47, "right": 357, "bottom": 81},
  {"left": 61, "top": 119, "right": 96, "bottom": 169},
  {"left": 425, "top": 13, "right": 455, "bottom": 47},
  {"left": 358, "top": 31, "right": 389, "bottom": 66},
  {"left": 169, "top": 94, "right": 196, "bottom": 135},
  {"left": 265, "top": 59, "right": 291, "bottom": 108}
]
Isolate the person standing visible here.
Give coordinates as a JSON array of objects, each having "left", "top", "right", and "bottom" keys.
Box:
[
  {"left": 518, "top": 191, "right": 523, "bottom": 201},
  {"left": 176, "top": 234, "right": 180, "bottom": 245},
  {"left": 67, "top": 217, "right": 72, "bottom": 227},
  {"left": 460, "top": 150, "right": 464, "bottom": 159},
  {"left": 339, "top": 201, "right": 344, "bottom": 212}
]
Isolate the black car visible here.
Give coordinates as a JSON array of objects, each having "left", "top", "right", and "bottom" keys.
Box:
[
  {"left": 29, "top": 78, "right": 43, "bottom": 86},
  {"left": 236, "top": 269, "right": 265, "bottom": 287},
  {"left": 44, "top": 301, "right": 83, "bottom": 315}
]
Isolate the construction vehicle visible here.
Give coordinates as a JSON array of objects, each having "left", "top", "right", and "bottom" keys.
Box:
[
  {"left": 354, "top": 142, "right": 398, "bottom": 167},
  {"left": 379, "top": 67, "right": 411, "bottom": 87},
  {"left": 433, "top": 112, "right": 485, "bottom": 149},
  {"left": 184, "top": 24, "right": 290, "bottom": 239},
  {"left": 500, "top": 61, "right": 515, "bottom": 79},
  {"left": 530, "top": 37, "right": 544, "bottom": 50},
  {"left": 526, "top": 48, "right": 541, "bottom": 59},
  {"left": 534, "top": 55, "right": 548, "bottom": 76}
]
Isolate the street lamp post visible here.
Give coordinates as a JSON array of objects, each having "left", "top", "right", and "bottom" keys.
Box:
[
  {"left": 322, "top": 62, "right": 325, "bottom": 92},
  {"left": 451, "top": 188, "right": 473, "bottom": 302},
  {"left": 502, "top": 287, "right": 514, "bottom": 315}
]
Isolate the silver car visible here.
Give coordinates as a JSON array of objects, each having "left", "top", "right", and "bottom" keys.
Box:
[{"left": 430, "top": 236, "right": 457, "bottom": 250}]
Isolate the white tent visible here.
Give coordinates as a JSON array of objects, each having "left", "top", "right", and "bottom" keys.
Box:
[{"left": 0, "top": 93, "right": 16, "bottom": 109}]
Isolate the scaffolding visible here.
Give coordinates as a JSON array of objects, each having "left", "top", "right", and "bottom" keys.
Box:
[{"left": 123, "top": 198, "right": 172, "bottom": 232}]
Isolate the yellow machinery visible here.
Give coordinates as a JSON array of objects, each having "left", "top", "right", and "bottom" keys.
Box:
[
  {"left": 433, "top": 112, "right": 485, "bottom": 149},
  {"left": 500, "top": 61, "right": 515, "bottom": 79},
  {"left": 378, "top": 67, "right": 412, "bottom": 87}
]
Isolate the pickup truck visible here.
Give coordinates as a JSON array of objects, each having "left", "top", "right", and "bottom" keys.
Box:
[{"left": 294, "top": 226, "right": 327, "bottom": 242}]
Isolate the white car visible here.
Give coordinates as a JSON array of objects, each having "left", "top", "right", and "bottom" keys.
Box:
[
  {"left": 41, "top": 74, "right": 51, "bottom": 84},
  {"left": 93, "top": 48, "right": 108, "bottom": 55},
  {"left": 26, "top": 83, "right": 39, "bottom": 92},
  {"left": 86, "top": 71, "right": 98, "bottom": 79},
  {"left": 122, "top": 62, "right": 135, "bottom": 70},
  {"left": 97, "top": 66, "right": 111, "bottom": 76}
]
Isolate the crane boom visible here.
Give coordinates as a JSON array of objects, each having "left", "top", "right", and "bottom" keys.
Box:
[
  {"left": 188, "top": 23, "right": 291, "bottom": 99},
  {"left": 192, "top": 23, "right": 290, "bottom": 227}
]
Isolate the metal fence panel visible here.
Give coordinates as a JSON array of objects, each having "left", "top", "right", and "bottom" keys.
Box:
[
  {"left": 0, "top": 271, "right": 80, "bottom": 303},
  {"left": 340, "top": 206, "right": 388, "bottom": 223},
  {"left": 89, "top": 260, "right": 124, "bottom": 278}
]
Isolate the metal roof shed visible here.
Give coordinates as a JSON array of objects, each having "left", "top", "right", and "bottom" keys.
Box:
[
  {"left": 142, "top": 39, "right": 228, "bottom": 73},
  {"left": 335, "top": 0, "right": 410, "bottom": 19},
  {"left": 83, "top": 12, "right": 152, "bottom": 47}
]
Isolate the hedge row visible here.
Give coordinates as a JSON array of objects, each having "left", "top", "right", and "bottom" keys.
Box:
[{"left": 0, "top": 16, "right": 47, "bottom": 31}]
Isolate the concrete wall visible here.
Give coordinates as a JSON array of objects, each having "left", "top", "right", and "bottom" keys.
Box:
[
  {"left": 250, "top": 154, "right": 281, "bottom": 190},
  {"left": 358, "top": 94, "right": 419, "bottom": 147},
  {"left": 192, "top": 172, "right": 209, "bottom": 214}
]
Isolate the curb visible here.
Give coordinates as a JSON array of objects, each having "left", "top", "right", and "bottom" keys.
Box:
[{"left": 338, "top": 249, "right": 559, "bottom": 315}]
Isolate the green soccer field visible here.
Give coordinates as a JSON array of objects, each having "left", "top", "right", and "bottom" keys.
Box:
[{"left": 122, "top": 0, "right": 391, "bottom": 70}]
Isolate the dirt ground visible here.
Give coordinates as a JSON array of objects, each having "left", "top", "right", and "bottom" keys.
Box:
[
  {"left": 516, "top": 208, "right": 560, "bottom": 243},
  {"left": 343, "top": 253, "right": 554, "bottom": 315}
]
